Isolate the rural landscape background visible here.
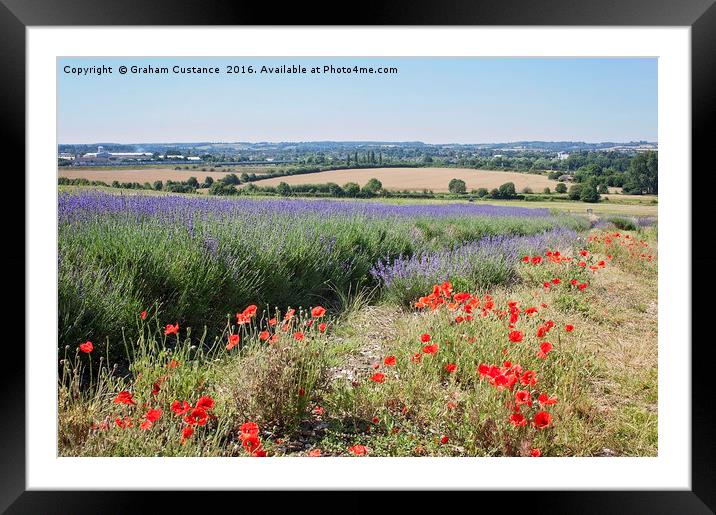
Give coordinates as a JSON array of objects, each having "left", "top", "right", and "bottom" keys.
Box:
[{"left": 57, "top": 57, "right": 658, "bottom": 458}]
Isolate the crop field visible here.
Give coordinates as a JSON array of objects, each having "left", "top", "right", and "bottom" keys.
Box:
[
  {"left": 246, "top": 167, "right": 563, "bottom": 192},
  {"left": 58, "top": 190, "right": 657, "bottom": 458},
  {"left": 58, "top": 165, "right": 274, "bottom": 184}
]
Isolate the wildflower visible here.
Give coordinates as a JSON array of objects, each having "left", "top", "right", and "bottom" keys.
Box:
[
  {"left": 370, "top": 373, "right": 385, "bottom": 383},
  {"left": 115, "top": 416, "right": 132, "bottom": 428},
  {"left": 509, "top": 412, "right": 527, "bottom": 426},
  {"left": 420, "top": 333, "right": 431, "bottom": 343},
  {"left": 538, "top": 393, "right": 558, "bottom": 406},
  {"left": 293, "top": 331, "right": 305, "bottom": 341},
  {"left": 422, "top": 343, "right": 438, "bottom": 354},
  {"left": 242, "top": 305, "right": 257, "bottom": 317},
  {"left": 259, "top": 330, "right": 270, "bottom": 341},
  {"left": 531, "top": 448, "right": 541, "bottom": 457},
  {"left": 440, "top": 435, "right": 449, "bottom": 444},
  {"left": 284, "top": 308, "right": 296, "bottom": 321},
  {"left": 447, "top": 401, "right": 457, "bottom": 410},
  {"left": 537, "top": 341, "right": 553, "bottom": 359},
  {"left": 164, "top": 323, "right": 179, "bottom": 336},
  {"left": 167, "top": 360, "right": 180, "bottom": 369},
  {"left": 236, "top": 313, "right": 251, "bottom": 325},
  {"left": 531, "top": 256, "right": 542, "bottom": 265},
  {"left": 140, "top": 310, "right": 147, "bottom": 320},
  {"left": 180, "top": 426, "right": 194, "bottom": 445},
  {"left": 113, "top": 391, "right": 136, "bottom": 405},
  {"left": 268, "top": 318, "right": 277, "bottom": 327},
  {"left": 140, "top": 420, "right": 153, "bottom": 430},
  {"left": 79, "top": 341, "right": 93, "bottom": 353},
  {"left": 552, "top": 278, "right": 561, "bottom": 285},
  {"left": 318, "top": 322, "right": 327, "bottom": 333},
  {"left": 348, "top": 444, "right": 368, "bottom": 456},
  {"left": 534, "top": 411, "right": 553, "bottom": 429},
  {"left": 196, "top": 396, "right": 215, "bottom": 411},
  {"left": 239, "top": 421, "right": 260, "bottom": 439},
  {"left": 145, "top": 408, "right": 162, "bottom": 423},
  {"left": 445, "top": 363, "right": 457, "bottom": 373},
  {"left": 227, "top": 334, "right": 240, "bottom": 350},
  {"left": 313, "top": 406, "right": 325, "bottom": 416},
  {"left": 565, "top": 324, "right": 574, "bottom": 332},
  {"left": 311, "top": 306, "right": 326, "bottom": 318},
  {"left": 520, "top": 370, "right": 537, "bottom": 386},
  {"left": 384, "top": 356, "right": 397, "bottom": 366},
  {"left": 508, "top": 330, "right": 524, "bottom": 343},
  {"left": 184, "top": 407, "right": 208, "bottom": 426},
  {"left": 578, "top": 283, "right": 588, "bottom": 290},
  {"left": 371, "top": 417, "right": 380, "bottom": 424},
  {"left": 515, "top": 390, "right": 532, "bottom": 407},
  {"left": 308, "top": 449, "right": 322, "bottom": 457},
  {"left": 411, "top": 353, "right": 422, "bottom": 363},
  {"left": 171, "top": 400, "right": 191, "bottom": 416}
]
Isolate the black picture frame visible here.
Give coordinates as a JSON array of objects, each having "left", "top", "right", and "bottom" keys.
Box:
[{"left": 3, "top": 0, "right": 714, "bottom": 511}]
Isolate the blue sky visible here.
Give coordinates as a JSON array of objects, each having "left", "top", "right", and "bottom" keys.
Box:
[{"left": 58, "top": 57, "right": 657, "bottom": 144}]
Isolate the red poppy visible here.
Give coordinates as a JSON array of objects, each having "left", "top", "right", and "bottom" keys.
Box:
[
  {"left": 411, "top": 353, "right": 422, "bottom": 363},
  {"left": 552, "top": 278, "right": 561, "bottom": 285},
  {"left": 543, "top": 282, "right": 551, "bottom": 288},
  {"left": 384, "top": 356, "right": 397, "bottom": 366},
  {"left": 445, "top": 363, "right": 457, "bottom": 373},
  {"left": 79, "top": 341, "right": 93, "bottom": 353},
  {"left": 171, "top": 400, "right": 191, "bottom": 416},
  {"left": 370, "top": 373, "right": 385, "bottom": 383},
  {"left": 167, "top": 360, "right": 180, "bottom": 369},
  {"left": 531, "top": 448, "right": 541, "bottom": 457},
  {"left": 180, "top": 425, "right": 194, "bottom": 444},
  {"left": 515, "top": 390, "right": 532, "bottom": 407},
  {"left": 268, "top": 318, "right": 277, "bottom": 327},
  {"left": 259, "top": 330, "right": 270, "bottom": 341},
  {"left": 284, "top": 308, "right": 296, "bottom": 321},
  {"left": 236, "top": 313, "right": 251, "bottom": 325},
  {"left": 308, "top": 448, "right": 322, "bottom": 457},
  {"left": 293, "top": 331, "right": 305, "bottom": 341},
  {"left": 440, "top": 435, "right": 449, "bottom": 444},
  {"left": 113, "top": 391, "right": 136, "bottom": 405},
  {"left": 508, "top": 330, "right": 524, "bottom": 343},
  {"left": 140, "top": 310, "right": 147, "bottom": 320},
  {"left": 531, "top": 256, "right": 543, "bottom": 265},
  {"left": 311, "top": 306, "right": 326, "bottom": 318},
  {"left": 420, "top": 333, "right": 431, "bottom": 343},
  {"left": 578, "top": 283, "right": 588, "bottom": 290},
  {"left": 115, "top": 416, "right": 132, "bottom": 428},
  {"left": 196, "top": 396, "right": 215, "bottom": 411},
  {"left": 520, "top": 370, "right": 537, "bottom": 386},
  {"left": 348, "top": 444, "right": 368, "bottom": 456},
  {"left": 422, "top": 344, "right": 438, "bottom": 354},
  {"left": 318, "top": 322, "right": 327, "bottom": 333},
  {"left": 537, "top": 341, "right": 553, "bottom": 359},
  {"left": 538, "top": 393, "right": 558, "bottom": 406},
  {"left": 447, "top": 401, "right": 457, "bottom": 410},
  {"left": 579, "top": 250, "right": 589, "bottom": 257},
  {"left": 521, "top": 255, "right": 530, "bottom": 263},
  {"left": 184, "top": 407, "right": 208, "bottom": 426},
  {"left": 509, "top": 412, "right": 527, "bottom": 426},
  {"left": 371, "top": 416, "right": 380, "bottom": 424},
  {"left": 242, "top": 305, "right": 258, "bottom": 317},
  {"left": 145, "top": 408, "right": 162, "bottom": 423},
  {"left": 226, "top": 334, "right": 240, "bottom": 350},
  {"left": 534, "top": 411, "right": 553, "bottom": 429},
  {"left": 140, "top": 420, "right": 153, "bottom": 430},
  {"left": 164, "top": 323, "right": 179, "bottom": 336}
]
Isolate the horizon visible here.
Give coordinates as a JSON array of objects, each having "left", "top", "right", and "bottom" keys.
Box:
[{"left": 59, "top": 57, "right": 657, "bottom": 144}]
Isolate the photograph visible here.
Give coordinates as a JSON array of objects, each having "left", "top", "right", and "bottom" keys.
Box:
[{"left": 56, "top": 56, "right": 659, "bottom": 459}]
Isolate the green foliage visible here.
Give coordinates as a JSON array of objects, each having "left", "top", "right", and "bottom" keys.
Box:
[
  {"left": 555, "top": 182, "right": 568, "bottom": 194},
  {"left": 567, "top": 184, "right": 582, "bottom": 200},
  {"left": 448, "top": 178, "right": 467, "bottom": 194}
]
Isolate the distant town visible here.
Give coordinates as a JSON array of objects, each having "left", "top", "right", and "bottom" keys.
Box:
[{"left": 58, "top": 140, "right": 658, "bottom": 169}]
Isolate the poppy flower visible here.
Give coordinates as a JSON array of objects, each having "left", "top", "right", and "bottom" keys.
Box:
[
  {"left": 570, "top": 279, "right": 578, "bottom": 285},
  {"left": 521, "top": 255, "right": 530, "bottom": 263},
  {"left": 509, "top": 412, "right": 527, "bottom": 426},
  {"left": 411, "top": 353, "right": 422, "bottom": 363},
  {"left": 140, "top": 420, "right": 153, "bottom": 430},
  {"left": 226, "top": 334, "right": 240, "bottom": 350},
  {"left": 113, "top": 391, "right": 136, "bottom": 405},
  {"left": 578, "top": 283, "right": 588, "bottom": 290},
  {"left": 308, "top": 449, "right": 322, "bottom": 457},
  {"left": 284, "top": 308, "right": 296, "bottom": 321},
  {"left": 167, "top": 359, "right": 180, "bottom": 369},
  {"left": 318, "top": 322, "right": 327, "bottom": 333},
  {"left": 384, "top": 356, "right": 396, "bottom": 366},
  {"left": 508, "top": 330, "right": 524, "bottom": 343},
  {"left": 311, "top": 306, "right": 326, "bottom": 318},
  {"left": 270, "top": 334, "right": 279, "bottom": 344},
  {"left": 370, "top": 373, "right": 385, "bottom": 383},
  {"left": 552, "top": 278, "right": 561, "bottom": 285},
  {"left": 268, "top": 318, "right": 278, "bottom": 327},
  {"left": 140, "top": 310, "right": 147, "bottom": 320},
  {"left": 293, "top": 331, "right": 305, "bottom": 341},
  {"left": 348, "top": 444, "right": 368, "bottom": 456},
  {"left": 531, "top": 448, "right": 541, "bottom": 457},
  {"left": 531, "top": 256, "right": 543, "bottom": 265},
  {"left": 537, "top": 341, "right": 553, "bottom": 359},
  {"left": 445, "top": 363, "right": 457, "bottom": 373},
  {"left": 145, "top": 408, "right": 162, "bottom": 423},
  {"left": 565, "top": 324, "right": 574, "bottom": 332},
  {"left": 164, "top": 323, "right": 179, "bottom": 336},
  {"left": 171, "top": 400, "right": 191, "bottom": 416},
  {"left": 538, "top": 393, "right": 558, "bottom": 406},
  {"left": 515, "top": 390, "right": 532, "bottom": 407},
  {"left": 447, "top": 401, "right": 457, "bottom": 410},
  {"left": 196, "top": 396, "right": 215, "bottom": 411},
  {"left": 236, "top": 313, "right": 251, "bottom": 325},
  {"left": 371, "top": 417, "right": 380, "bottom": 424},
  {"left": 422, "top": 344, "right": 438, "bottom": 354},
  {"left": 543, "top": 282, "right": 551, "bottom": 288},
  {"left": 259, "top": 330, "right": 270, "bottom": 341},
  {"left": 242, "top": 305, "right": 258, "bottom": 317},
  {"left": 520, "top": 370, "right": 537, "bottom": 386},
  {"left": 184, "top": 407, "right": 208, "bottom": 426},
  {"left": 115, "top": 416, "right": 132, "bottom": 428},
  {"left": 79, "top": 341, "right": 93, "bottom": 353},
  {"left": 534, "top": 411, "right": 553, "bottom": 429},
  {"left": 239, "top": 421, "right": 260, "bottom": 442},
  {"left": 180, "top": 426, "right": 194, "bottom": 444},
  {"left": 440, "top": 435, "right": 449, "bottom": 444},
  {"left": 420, "top": 333, "right": 431, "bottom": 343}
]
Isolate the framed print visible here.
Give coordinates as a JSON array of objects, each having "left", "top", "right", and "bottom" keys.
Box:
[{"left": 4, "top": 0, "right": 715, "bottom": 511}]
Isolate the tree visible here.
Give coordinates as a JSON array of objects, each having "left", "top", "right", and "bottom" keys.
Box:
[
  {"left": 362, "top": 178, "right": 383, "bottom": 196},
  {"left": 153, "top": 180, "right": 163, "bottom": 191},
  {"left": 203, "top": 176, "right": 214, "bottom": 188},
  {"left": 579, "top": 178, "right": 601, "bottom": 203},
  {"left": 498, "top": 182, "right": 517, "bottom": 199},
  {"left": 276, "top": 182, "right": 292, "bottom": 196},
  {"left": 597, "top": 183, "right": 609, "bottom": 194},
  {"left": 223, "top": 173, "right": 240, "bottom": 185},
  {"left": 327, "top": 182, "right": 344, "bottom": 197},
  {"left": 448, "top": 178, "right": 467, "bottom": 194},
  {"left": 623, "top": 151, "right": 658, "bottom": 194},
  {"left": 423, "top": 154, "right": 433, "bottom": 164},
  {"left": 343, "top": 182, "right": 360, "bottom": 197},
  {"left": 568, "top": 184, "right": 583, "bottom": 200},
  {"left": 475, "top": 187, "right": 489, "bottom": 198},
  {"left": 240, "top": 172, "right": 250, "bottom": 183},
  {"left": 555, "top": 182, "right": 568, "bottom": 194},
  {"left": 186, "top": 176, "right": 199, "bottom": 188},
  {"left": 543, "top": 187, "right": 551, "bottom": 194}
]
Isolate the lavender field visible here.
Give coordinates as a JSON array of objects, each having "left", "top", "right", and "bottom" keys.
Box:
[{"left": 58, "top": 191, "right": 589, "bottom": 358}]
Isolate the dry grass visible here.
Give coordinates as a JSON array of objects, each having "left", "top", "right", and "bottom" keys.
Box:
[
  {"left": 246, "top": 167, "right": 562, "bottom": 192},
  {"left": 58, "top": 166, "right": 273, "bottom": 184}
]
